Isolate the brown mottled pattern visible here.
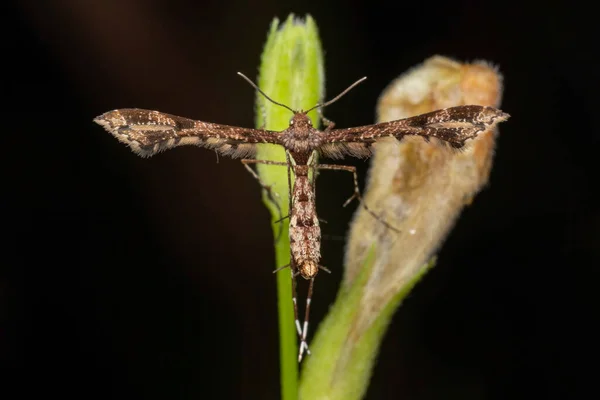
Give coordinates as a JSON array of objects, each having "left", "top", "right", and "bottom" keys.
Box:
[
  {"left": 321, "top": 105, "right": 509, "bottom": 157},
  {"left": 288, "top": 162, "right": 321, "bottom": 280},
  {"left": 94, "top": 108, "right": 280, "bottom": 158},
  {"left": 95, "top": 106, "right": 508, "bottom": 159}
]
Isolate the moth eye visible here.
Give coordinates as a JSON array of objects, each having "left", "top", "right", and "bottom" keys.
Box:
[
  {"left": 308, "top": 119, "right": 312, "bottom": 126},
  {"left": 289, "top": 118, "right": 294, "bottom": 125}
]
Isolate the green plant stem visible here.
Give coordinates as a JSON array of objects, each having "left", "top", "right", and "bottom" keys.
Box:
[{"left": 255, "top": 15, "right": 324, "bottom": 400}]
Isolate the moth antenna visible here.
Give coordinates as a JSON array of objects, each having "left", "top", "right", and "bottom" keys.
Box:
[
  {"left": 237, "top": 72, "right": 295, "bottom": 113},
  {"left": 305, "top": 76, "right": 367, "bottom": 113}
]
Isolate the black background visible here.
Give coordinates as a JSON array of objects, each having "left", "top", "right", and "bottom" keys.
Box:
[{"left": 3, "top": 1, "right": 598, "bottom": 399}]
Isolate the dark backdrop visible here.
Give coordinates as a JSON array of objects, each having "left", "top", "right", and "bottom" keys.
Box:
[{"left": 3, "top": 1, "right": 598, "bottom": 399}]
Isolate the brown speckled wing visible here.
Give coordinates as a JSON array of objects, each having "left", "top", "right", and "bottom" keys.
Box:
[
  {"left": 94, "top": 108, "right": 280, "bottom": 158},
  {"left": 318, "top": 105, "right": 509, "bottom": 159}
]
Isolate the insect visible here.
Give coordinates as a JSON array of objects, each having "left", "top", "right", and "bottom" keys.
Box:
[{"left": 94, "top": 73, "right": 509, "bottom": 361}]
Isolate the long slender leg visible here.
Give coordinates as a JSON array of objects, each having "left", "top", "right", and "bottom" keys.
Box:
[
  {"left": 271, "top": 263, "right": 310, "bottom": 349},
  {"left": 290, "top": 268, "right": 302, "bottom": 336},
  {"left": 241, "top": 158, "right": 288, "bottom": 169},
  {"left": 242, "top": 155, "right": 295, "bottom": 221},
  {"left": 274, "top": 215, "right": 290, "bottom": 224},
  {"left": 318, "top": 108, "right": 336, "bottom": 131},
  {"left": 296, "top": 267, "right": 330, "bottom": 361},
  {"left": 241, "top": 159, "right": 290, "bottom": 241},
  {"left": 272, "top": 263, "right": 290, "bottom": 274},
  {"left": 321, "top": 233, "right": 345, "bottom": 242},
  {"left": 285, "top": 152, "right": 294, "bottom": 217},
  {"left": 273, "top": 215, "right": 328, "bottom": 226},
  {"left": 272, "top": 152, "right": 299, "bottom": 225},
  {"left": 240, "top": 159, "right": 288, "bottom": 189},
  {"left": 290, "top": 267, "right": 312, "bottom": 357},
  {"left": 306, "top": 158, "right": 331, "bottom": 272},
  {"left": 298, "top": 278, "right": 315, "bottom": 362},
  {"left": 317, "top": 164, "right": 400, "bottom": 233}
]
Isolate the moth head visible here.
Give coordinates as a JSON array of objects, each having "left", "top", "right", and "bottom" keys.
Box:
[
  {"left": 289, "top": 112, "right": 313, "bottom": 131},
  {"left": 279, "top": 112, "right": 323, "bottom": 153}
]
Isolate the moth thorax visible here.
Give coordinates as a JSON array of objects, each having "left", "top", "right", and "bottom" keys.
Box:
[{"left": 299, "top": 261, "right": 319, "bottom": 280}]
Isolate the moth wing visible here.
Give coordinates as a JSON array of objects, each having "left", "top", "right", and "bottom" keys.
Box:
[
  {"left": 318, "top": 105, "right": 509, "bottom": 159},
  {"left": 94, "top": 108, "right": 280, "bottom": 158}
]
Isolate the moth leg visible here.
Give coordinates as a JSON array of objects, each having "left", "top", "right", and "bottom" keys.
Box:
[
  {"left": 321, "top": 233, "right": 346, "bottom": 242},
  {"left": 272, "top": 263, "right": 290, "bottom": 274},
  {"left": 272, "top": 214, "right": 325, "bottom": 226},
  {"left": 290, "top": 266, "right": 312, "bottom": 359},
  {"left": 317, "top": 164, "right": 400, "bottom": 233},
  {"left": 290, "top": 268, "right": 302, "bottom": 337},
  {"left": 273, "top": 255, "right": 314, "bottom": 359},
  {"left": 298, "top": 277, "right": 315, "bottom": 362},
  {"left": 306, "top": 156, "right": 327, "bottom": 226},
  {"left": 275, "top": 258, "right": 315, "bottom": 359},
  {"left": 318, "top": 108, "right": 336, "bottom": 131},
  {"left": 274, "top": 215, "right": 290, "bottom": 224},
  {"left": 285, "top": 152, "right": 294, "bottom": 227},
  {"left": 241, "top": 159, "right": 289, "bottom": 242}
]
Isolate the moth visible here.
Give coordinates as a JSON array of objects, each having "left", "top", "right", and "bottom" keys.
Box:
[{"left": 94, "top": 73, "right": 509, "bottom": 361}]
